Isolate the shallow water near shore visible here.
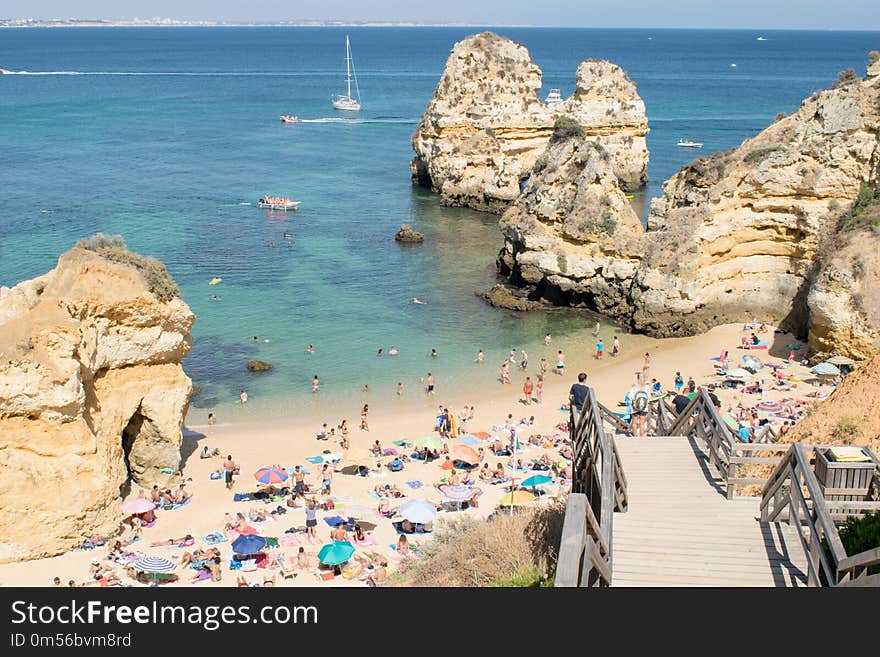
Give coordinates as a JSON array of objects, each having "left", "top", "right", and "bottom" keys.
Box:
[{"left": 1, "top": 26, "right": 877, "bottom": 422}]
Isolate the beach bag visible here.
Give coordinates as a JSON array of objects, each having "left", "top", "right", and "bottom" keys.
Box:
[{"left": 632, "top": 390, "right": 649, "bottom": 413}]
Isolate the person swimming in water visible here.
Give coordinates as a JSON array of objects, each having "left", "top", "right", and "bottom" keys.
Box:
[
  {"left": 210, "top": 295, "right": 221, "bottom": 301},
  {"left": 412, "top": 297, "right": 426, "bottom": 305}
]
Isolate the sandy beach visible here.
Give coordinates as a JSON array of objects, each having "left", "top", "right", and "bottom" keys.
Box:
[{"left": 0, "top": 322, "right": 824, "bottom": 587}]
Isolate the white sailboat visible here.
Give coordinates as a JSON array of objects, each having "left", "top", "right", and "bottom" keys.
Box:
[{"left": 332, "top": 35, "right": 361, "bottom": 111}]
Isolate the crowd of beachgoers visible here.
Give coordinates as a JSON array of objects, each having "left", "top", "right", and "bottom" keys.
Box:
[{"left": 3, "top": 320, "right": 849, "bottom": 588}]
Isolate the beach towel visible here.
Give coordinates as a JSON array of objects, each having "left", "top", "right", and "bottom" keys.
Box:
[
  {"left": 264, "top": 537, "right": 280, "bottom": 548},
  {"left": 382, "top": 448, "right": 398, "bottom": 456},
  {"left": 305, "top": 456, "right": 324, "bottom": 465},
  {"left": 392, "top": 440, "right": 409, "bottom": 447},
  {"left": 210, "top": 471, "right": 223, "bottom": 480},
  {"left": 323, "top": 516, "right": 346, "bottom": 527},
  {"left": 369, "top": 491, "right": 382, "bottom": 500},
  {"left": 233, "top": 493, "right": 255, "bottom": 502},
  {"left": 165, "top": 498, "right": 192, "bottom": 511},
  {"left": 203, "top": 532, "right": 227, "bottom": 545},
  {"left": 405, "top": 480, "right": 423, "bottom": 489},
  {"left": 506, "top": 465, "right": 530, "bottom": 473},
  {"left": 280, "top": 534, "right": 301, "bottom": 547}
]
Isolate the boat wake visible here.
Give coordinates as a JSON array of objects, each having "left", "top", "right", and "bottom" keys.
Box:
[{"left": 299, "top": 117, "right": 417, "bottom": 124}]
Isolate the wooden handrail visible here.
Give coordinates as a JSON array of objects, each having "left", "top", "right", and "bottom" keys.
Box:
[
  {"left": 759, "top": 442, "right": 880, "bottom": 586},
  {"left": 555, "top": 387, "right": 627, "bottom": 587}
]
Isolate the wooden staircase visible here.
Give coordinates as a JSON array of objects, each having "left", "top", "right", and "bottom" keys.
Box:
[{"left": 611, "top": 435, "right": 808, "bottom": 587}]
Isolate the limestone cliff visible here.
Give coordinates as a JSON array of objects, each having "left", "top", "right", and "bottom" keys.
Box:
[
  {"left": 411, "top": 32, "right": 649, "bottom": 213},
  {"left": 0, "top": 240, "right": 194, "bottom": 562},
  {"left": 498, "top": 58, "right": 880, "bottom": 357}
]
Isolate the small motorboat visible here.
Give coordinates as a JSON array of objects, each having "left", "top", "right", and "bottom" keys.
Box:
[
  {"left": 677, "top": 138, "right": 703, "bottom": 148},
  {"left": 280, "top": 115, "right": 299, "bottom": 123},
  {"left": 258, "top": 198, "right": 301, "bottom": 211},
  {"left": 0, "top": 68, "right": 13, "bottom": 74}
]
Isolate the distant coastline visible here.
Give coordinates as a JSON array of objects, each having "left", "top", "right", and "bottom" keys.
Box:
[{"left": 0, "top": 19, "right": 533, "bottom": 29}]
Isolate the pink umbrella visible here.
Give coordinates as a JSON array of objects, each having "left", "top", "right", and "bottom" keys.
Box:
[{"left": 121, "top": 497, "right": 155, "bottom": 515}]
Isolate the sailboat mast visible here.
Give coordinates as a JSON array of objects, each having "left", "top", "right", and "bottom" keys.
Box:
[{"left": 345, "top": 35, "right": 352, "bottom": 100}]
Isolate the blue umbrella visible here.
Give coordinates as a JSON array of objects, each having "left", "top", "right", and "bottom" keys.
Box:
[
  {"left": 520, "top": 474, "right": 552, "bottom": 487},
  {"left": 231, "top": 534, "right": 267, "bottom": 555},
  {"left": 317, "top": 541, "right": 355, "bottom": 566},
  {"left": 253, "top": 466, "right": 289, "bottom": 485},
  {"left": 399, "top": 499, "right": 438, "bottom": 523}
]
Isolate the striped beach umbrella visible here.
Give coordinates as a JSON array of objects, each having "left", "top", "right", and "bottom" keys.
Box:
[
  {"left": 755, "top": 400, "right": 784, "bottom": 412},
  {"left": 133, "top": 556, "right": 176, "bottom": 573},
  {"left": 253, "top": 466, "right": 289, "bottom": 485},
  {"left": 826, "top": 355, "right": 855, "bottom": 366},
  {"left": 726, "top": 368, "right": 754, "bottom": 380},
  {"left": 441, "top": 485, "right": 474, "bottom": 502}
]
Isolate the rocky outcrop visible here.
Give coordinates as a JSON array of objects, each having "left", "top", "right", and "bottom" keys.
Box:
[
  {"left": 808, "top": 230, "right": 880, "bottom": 360},
  {"left": 0, "top": 243, "right": 194, "bottom": 562},
  {"left": 411, "top": 32, "right": 649, "bottom": 213},
  {"left": 475, "top": 284, "right": 543, "bottom": 311},
  {"left": 499, "top": 60, "right": 880, "bottom": 355},
  {"left": 246, "top": 359, "right": 273, "bottom": 372},
  {"left": 394, "top": 224, "right": 424, "bottom": 243}
]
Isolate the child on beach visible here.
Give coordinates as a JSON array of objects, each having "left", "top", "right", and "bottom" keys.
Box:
[
  {"left": 520, "top": 350, "right": 528, "bottom": 370},
  {"left": 239, "top": 390, "right": 248, "bottom": 405},
  {"left": 500, "top": 361, "right": 511, "bottom": 384},
  {"left": 674, "top": 372, "right": 684, "bottom": 392},
  {"left": 612, "top": 335, "right": 620, "bottom": 357},
  {"left": 312, "top": 375, "right": 320, "bottom": 393},
  {"left": 360, "top": 404, "right": 369, "bottom": 431},
  {"left": 596, "top": 339, "right": 604, "bottom": 360}
]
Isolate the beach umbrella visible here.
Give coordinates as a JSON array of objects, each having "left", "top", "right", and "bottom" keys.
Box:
[
  {"left": 726, "top": 368, "right": 754, "bottom": 380},
  {"left": 399, "top": 499, "right": 437, "bottom": 523},
  {"left": 451, "top": 443, "right": 480, "bottom": 465},
  {"left": 253, "top": 466, "right": 289, "bottom": 485},
  {"left": 133, "top": 556, "right": 176, "bottom": 584},
  {"left": 755, "top": 401, "right": 784, "bottom": 412},
  {"left": 498, "top": 490, "right": 536, "bottom": 507},
  {"left": 811, "top": 362, "right": 840, "bottom": 377},
  {"left": 317, "top": 541, "right": 355, "bottom": 566},
  {"left": 231, "top": 534, "right": 267, "bottom": 555},
  {"left": 441, "top": 485, "right": 474, "bottom": 502},
  {"left": 414, "top": 435, "right": 444, "bottom": 450},
  {"left": 472, "top": 431, "right": 491, "bottom": 440},
  {"left": 520, "top": 474, "right": 553, "bottom": 488},
  {"left": 826, "top": 355, "right": 856, "bottom": 366},
  {"left": 458, "top": 435, "right": 482, "bottom": 446},
  {"left": 121, "top": 497, "right": 155, "bottom": 515}
]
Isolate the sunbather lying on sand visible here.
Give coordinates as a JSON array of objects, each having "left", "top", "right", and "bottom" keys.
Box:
[{"left": 150, "top": 534, "right": 195, "bottom": 548}]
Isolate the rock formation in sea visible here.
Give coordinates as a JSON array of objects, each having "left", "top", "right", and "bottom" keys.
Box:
[
  {"left": 246, "top": 359, "right": 273, "bottom": 372},
  {"left": 394, "top": 224, "right": 424, "bottom": 243},
  {"left": 0, "top": 237, "right": 194, "bottom": 562},
  {"left": 498, "top": 55, "right": 880, "bottom": 359},
  {"left": 410, "top": 31, "right": 649, "bottom": 213}
]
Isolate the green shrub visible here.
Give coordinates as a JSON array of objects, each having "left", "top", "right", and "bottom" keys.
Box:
[
  {"left": 868, "top": 51, "right": 879, "bottom": 65},
  {"left": 551, "top": 116, "right": 585, "bottom": 141},
  {"left": 743, "top": 146, "right": 781, "bottom": 165},
  {"left": 852, "top": 255, "right": 866, "bottom": 280},
  {"left": 491, "top": 565, "right": 554, "bottom": 587},
  {"left": 830, "top": 416, "right": 860, "bottom": 443},
  {"left": 578, "top": 210, "right": 617, "bottom": 236},
  {"left": 838, "top": 183, "right": 880, "bottom": 231},
  {"left": 833, "top": 68, "right": 859, "bottom": 88},
  {"left": 75, "top": 233, "right": 180, "bottom": 302},
  {"left": 821, "top": 511, "right": 880, "bottom": 584}
]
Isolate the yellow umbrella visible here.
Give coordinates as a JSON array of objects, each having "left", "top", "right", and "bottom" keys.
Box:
[{"left": 498, "top": 490, "right": 536, "bottom": 506}]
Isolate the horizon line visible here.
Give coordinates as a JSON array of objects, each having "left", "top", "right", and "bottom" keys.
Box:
[{"left": 2, "top": 20, "right": 880, "bottom": 31}]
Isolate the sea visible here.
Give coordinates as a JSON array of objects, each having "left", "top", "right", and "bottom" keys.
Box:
[{"left": 1, "top": 27, "right": 877, "bottom": 421}]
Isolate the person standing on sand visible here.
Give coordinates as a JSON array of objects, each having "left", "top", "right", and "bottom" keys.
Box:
[
  {"left": 520, "top": 350, "right": 528, "bottom": 370},
  {"left": 556, "top": 350, "right": 566, "bottom": 376},
  {"left": 540, "top": 358, "right": 548, "bottom": 378},
  {"left": 569, "top": 373, "right": 589, "bottom": 425},
  {"left": 304, "top": 499, "right": 318, "bottom": 544},
  {"left": 596, "top": 339, "right": 604, "bottom": 360},
  {"left": 239, "top": 390, "right": 248, "bottom": 405},
  {"left": 476, "top": 350, "right": 484, "bottom": 364},
  {"left": 545, "top": 333, "right": 552, "bottom": 346},
  {"left": 360, "top": 404, "right": 369, "bottom": 431},
  {"left": 426, "top": 372, "right": 435, "bottom": 394},
  {"left": 642, "top": 353, "right": 651, "bottom": 378},
  {"left": 612, "top": 335, "right": 620, "bottom": 358},
  {"left": 523, "top": 376, "right": 534, "bottom": 405},
  {"left": 223, "top": 455, "right": 238, "bottom": 490},
  {"left": 535, "top": 375, "right": 544, "bottom": 404},
  {"left": 593, "top": 321, "right": 600, "bottom": 337},
  {"left": 312, "top": 375, "right": 320, "bottom": 393}
]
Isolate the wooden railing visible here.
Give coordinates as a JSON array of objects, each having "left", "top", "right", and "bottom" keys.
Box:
[
  {"left": 668, "top": 388, "right": 792, "bottom": 499},
  {"left": 555, "top": 388, "right": 627, "bottom": 587},
  {"left": 760, "top": 443, "right": 880, "bottom": 586}
]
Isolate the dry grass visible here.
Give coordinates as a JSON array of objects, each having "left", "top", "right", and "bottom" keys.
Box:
[
  {"left": 75, "top": 233, "right": 180, "bottom": 302},
  {"left": 392, "top": 501, "right": 565, "bottom": 587}
]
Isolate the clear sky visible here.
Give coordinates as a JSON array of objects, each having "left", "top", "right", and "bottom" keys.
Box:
[{"left": 3, "top": 0, "right": 880, "bottom": 30}]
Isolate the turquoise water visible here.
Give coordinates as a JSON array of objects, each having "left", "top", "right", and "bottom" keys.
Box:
[{"left": 1, "top": 27, "right": 877, "bottom": 419}]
